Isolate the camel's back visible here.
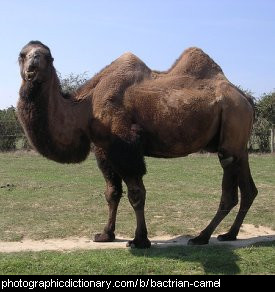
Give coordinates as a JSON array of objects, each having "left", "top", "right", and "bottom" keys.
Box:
[{"left": 80, "top": 47, "right": 223, "bottom": 102}]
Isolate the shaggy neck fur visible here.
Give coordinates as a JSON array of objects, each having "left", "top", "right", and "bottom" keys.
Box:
[{"left": 17, "top": 67, "right": 91, "bottom": 163}]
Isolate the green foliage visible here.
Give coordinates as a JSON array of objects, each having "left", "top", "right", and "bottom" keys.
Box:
[
  {"left": 256, "top": 92, "right": 275, "bottom": 125},
  {"left": 252, "top": 91, "right": 275, "bottom": 152},
  {"left": 238, "top": 86, "right": 274, "bottom": 152},
  {"left": 250, "top": 118, "right": 271, "bottom": 152},
  {"left": 0, "top": 107, "right": 23, "bottom": 151},
  {"left": 58, "top": 72, "right": 88, "bottom": 95}
]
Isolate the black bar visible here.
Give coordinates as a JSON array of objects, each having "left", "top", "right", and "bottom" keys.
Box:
[{"left": 0, "top": 275, "right": 272, "bottom": 290}]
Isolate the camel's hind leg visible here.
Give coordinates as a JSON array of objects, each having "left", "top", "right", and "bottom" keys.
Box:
[
  {"left": 218, "top": 152, "right": 258, "bottom": 241},
  {"left": 188, "top": 151, "right": 239, "bottom": 245},
  {"left": 188, "top": 93, "right": 257, "bottom": 245},
  {"left": 188, "top": 152, "right": 257, "bottom": 245}
]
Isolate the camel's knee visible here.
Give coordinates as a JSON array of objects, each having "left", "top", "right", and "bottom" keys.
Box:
[
  {"left": 128, "top": 186, "right": 146, "bottom": 210},
  {"left": 218, "top": 151, "right": 237, "bottom": 169},
  {"left": 105, "top": 184, "right": 122, "bottom": 204}
]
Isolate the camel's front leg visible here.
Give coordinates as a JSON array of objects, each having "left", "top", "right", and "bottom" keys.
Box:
[
  {"left": 94, "top": 147, "right": 122, "bottom": 242},
  {"left": 124, "top": 177, "right": 151, "bottom": 249}
]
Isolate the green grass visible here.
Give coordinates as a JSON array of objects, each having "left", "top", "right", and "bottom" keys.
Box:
[
  {"left": 0, "top": 152, "right": 274, "bottom": 274},
  {"left": 0, "top": 152, "right": 274, "bottom": 241},
  {"left": 0, "top": 242, "right": 274, "bottom": 275}
]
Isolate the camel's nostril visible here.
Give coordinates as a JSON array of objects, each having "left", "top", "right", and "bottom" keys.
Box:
[{"left": 27, "top": 63, "right": 37, "bottom": 71}]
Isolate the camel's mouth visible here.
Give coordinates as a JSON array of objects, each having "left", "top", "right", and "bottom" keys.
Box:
[{"left": 25, "top": 70, "right": 37, "bottom": 81}]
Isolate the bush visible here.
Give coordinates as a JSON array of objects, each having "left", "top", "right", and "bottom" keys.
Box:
[
  {"left": 251, "top": 92, "right": 275, "bottom": 152},
  {"left": 238, "top": 87, "right": 274, "bottom": 152},
  {"left": 0, "top": 107, "right": 23, "bottom": 151},
  {"left": 57, "top": 72, "right": 88, "bottom": 95}
]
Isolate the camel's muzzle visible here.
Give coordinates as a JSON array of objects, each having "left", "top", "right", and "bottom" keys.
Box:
[{"left": 25, "top": 70, "right": 37, "bottom": 81}]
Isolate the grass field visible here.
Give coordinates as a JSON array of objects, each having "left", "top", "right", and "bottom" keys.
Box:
[
  {"left": 0, "top": 242, "right": 274, "bottom": 275},
  {"left": 0, "top": 152, "right": 274, "bottom": 274}
]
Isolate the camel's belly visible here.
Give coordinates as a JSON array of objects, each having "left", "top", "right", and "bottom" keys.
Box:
[
  {"left": 141, "top": 106, "right": 221, "bottom": 158},
  {"left": 144, "top": 139, "right": 206, "bottom": 158}
]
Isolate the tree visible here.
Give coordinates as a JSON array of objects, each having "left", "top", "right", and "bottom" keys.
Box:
[
  {"left": 255, "top": 92, "right": 275, "bottom": 124},
  {"left": 0, "top": 106, "right": 23, "bottom": 151},
  {"left": 251, "top": 91, "right": 275, "bottom": 152},
  {"left": 235, "top": 86, "right": 274, "bottom": 152},
  {"left": 58, "top": 72, "right": 88, "bottom": 95}
]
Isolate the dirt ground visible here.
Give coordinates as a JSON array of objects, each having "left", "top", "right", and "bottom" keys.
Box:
[{"left": 0, "top": 224, "right": 274, "bottom": 253}]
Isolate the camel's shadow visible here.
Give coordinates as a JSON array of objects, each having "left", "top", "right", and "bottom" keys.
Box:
[
  {"left": 149, "top": 234, "right": 275, "bottom": 248},
  {"left": 126, "top": 235, "right": 275, "bottom": 275}
]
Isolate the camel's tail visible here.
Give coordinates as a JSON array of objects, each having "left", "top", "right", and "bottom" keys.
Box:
[
  {"left": 245, "top": 95, "right": 256, "bottom": 121},
  {"left": 233, "top": 86, "right": 256, "bottom": 121}
]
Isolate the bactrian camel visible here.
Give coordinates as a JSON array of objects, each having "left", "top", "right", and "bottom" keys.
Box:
[{"left": 17, "top": 41, "right": 258, "bottom": 248}]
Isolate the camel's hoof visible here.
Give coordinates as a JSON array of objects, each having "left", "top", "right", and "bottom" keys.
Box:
[
  {"left": 188, "top": 236, "right": 209, "bottom": 246},
  {"left": 126, "top": 238, "right": 151, "bottom": 249},
  {"left": 94, "top": 232, "right": 115, "bottom": 242},
  {"left": 217, "top": 233, "right": 237, "bottom": 242}
]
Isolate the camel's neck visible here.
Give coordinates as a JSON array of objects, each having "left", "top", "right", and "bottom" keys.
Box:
[{"left": 17, "top": 68, "right": 91, "bottom": 163}]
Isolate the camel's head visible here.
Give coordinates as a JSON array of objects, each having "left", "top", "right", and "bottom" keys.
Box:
[{"left": 19, "top": 41, "right": 54, "bottom": 83}]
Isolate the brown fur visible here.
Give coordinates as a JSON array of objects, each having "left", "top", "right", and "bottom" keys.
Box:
[{"left": 17, "top": 41, "right": 257, "bottom": 248}]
